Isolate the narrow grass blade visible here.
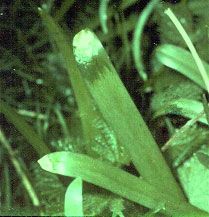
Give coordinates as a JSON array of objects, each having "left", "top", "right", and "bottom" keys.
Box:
[
  {"left": 162, "top": 111, "right": 204, "bottom": 152},
  {"left": 202, "top": 94, "right": 209, "bottom": 125},
  {"left": 99, "top": 0, "right": 110, "bottom": 34},
  {"left": 78, "top": 0, "right": 138, "bottom": 33},
  {"left": 132, "top": 0, "right": 159, "bottom": 81},
  {"left": 0, "top": 99, "right": 50, "bottom": 157},
  {"left": 38, "top": 151, "right": 208, "bottom": 216},
  {"left": 3, "top": 162, "right": 12, "bottom": 209},
  {"left": 153, "top": 98, "right": 207, "bottom": 125},
  {"left": 155, "top": 44, "right": 209, "bottom": 91},
  {"left": 164, "top": 8, "right": 209, "bottom": 94},
  {"left": 64, "top": 177, "right": 83, "bottom": 216},
  {"left": 0, "top": 128, "right": 40, "bottom": 207},
  {"left": 73, "top": 29, "right": 186, "bottom": 202}
]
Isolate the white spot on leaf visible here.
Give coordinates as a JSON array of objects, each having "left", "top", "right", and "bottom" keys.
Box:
[{"left": 73, "top": 29, "right": 103, "bottom": 66}]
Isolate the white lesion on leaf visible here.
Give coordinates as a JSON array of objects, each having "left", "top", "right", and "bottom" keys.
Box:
[{"left": 73, "top": 29, "right": 103, "bottom": 67}]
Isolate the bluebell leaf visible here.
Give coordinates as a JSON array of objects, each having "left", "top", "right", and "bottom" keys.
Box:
[
  {"left": 178, "top": 153, "right": 209, "bottom": 213},
  {"left": 38, "top": 151, "right": 208, "bottom": 216},
  {"left": 155, "top": 44, "right": 209, "bottom": 91},
  {"left": 73, "top": 28, "right": 185, "bottom": 202},
  {"left": 64, "top": 177, "right": 83, "bottom": 216},
  {"left": 153, "top": 98, "right": 208, "bottom": 125}
]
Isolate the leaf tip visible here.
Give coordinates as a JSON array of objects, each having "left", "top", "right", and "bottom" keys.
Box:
[
  {"left": 38, "top": 154, "right": 53, "bottom": 171},
  {"left": 73, "top": 29, "right": 103, "bottom": 66}
]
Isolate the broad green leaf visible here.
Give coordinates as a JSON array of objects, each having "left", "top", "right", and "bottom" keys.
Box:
[
  {"left": 153, "top": 98, "right": 208, "bottom": 125},
  {"left": 151, "top": 75, "right": 203, "bottom": 113},
  {"left": 39, "top": 7, "right": 129, "bottom": 165},
  {"left": 73, "top": 28, "right": 185, "bottom": 202},
  {"left": 64, "top": 178, "right": 83, "bottom": 216},
  {"left": 38, "top": 151, "right": 207, "bottom": 216},
  {"left": 155, "top": 44, "right": 209, "bottom": 91},
  {"left": 178, "top": 153, "right": 209, "bottom": 213}
]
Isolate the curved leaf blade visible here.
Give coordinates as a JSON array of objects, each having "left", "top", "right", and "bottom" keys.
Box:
[
  {"left": 65, "top": 178, "right": 83, "bottom": 217},
  {"left": 153, "top": 98, "right": 207, "bottom": 125},
  {"left": 38, "top": 151, "right": 208, "bottom": 216},
  {"left": 155, "top": 44, "right": 209, "bottom": 91}
]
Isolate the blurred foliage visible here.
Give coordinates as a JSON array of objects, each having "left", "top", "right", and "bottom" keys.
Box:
[{"left": 1, "top": 0, "right": 209, "bottom": 216}]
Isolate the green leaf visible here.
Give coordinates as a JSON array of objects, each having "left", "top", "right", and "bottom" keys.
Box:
[
  {"left": 202, "top": 94, "right": 209, "bottom": 125},
  {"left": 196, "top": 148, "right": 209, "bottom": 170},
  {"left": 64, "top": 177, "right": 83, "bottom": 217},
  {"left": 150, "top": 71, "right": 203, "bottom": 113},
  {"left": 38, "top": 151, "right": 208, "bottom": 216},
  {"left": 73, "top": 28, "right": 185, "bottom": 202},
  {"left": 0, "top": 99, "right": 50, "bottom": 157},
  {"left": 39, "top": 7, "right": 129, "bottom": 165},
  {"left": 110, "top": 198, "right": 125, "bottom": 217},
  {"left": 153, "top": 98, "right": 208, "bottom": 125},
  {"left": 164, "top": 8, "right": 209, "bottom": 94},
  {"left": 178, "top": 152, "right": 209, "bottom": 213},
  {"left": 155, "top": 44, "right": 209, "bottom": 91},
  {"left": 99, "top": 0, "right": 110, "bottom": 34},
  {"left": 132, "top": 0, "right": 159, "bottom": 81},
  {"left": 54, "top": 0, "right": 75, "bottom": 22},
  {"left": 164, "top": 124, "right": 209, "bottom": 168},
  {"left": 197, "top": 152, "right": 209, "bottom": 169}
]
